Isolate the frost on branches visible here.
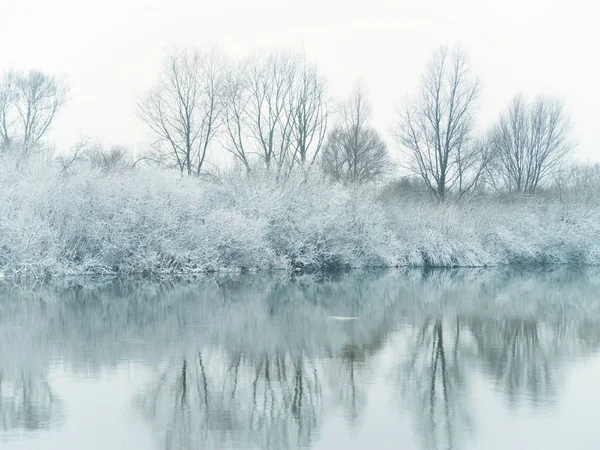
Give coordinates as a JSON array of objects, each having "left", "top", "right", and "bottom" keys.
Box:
[{"left": 1, "top": 157, "right": 599, "bottom": 278}]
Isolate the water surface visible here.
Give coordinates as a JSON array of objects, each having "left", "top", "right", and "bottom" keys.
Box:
[{"left": 1, "top": 268, "right": 600, "bottom": 449}]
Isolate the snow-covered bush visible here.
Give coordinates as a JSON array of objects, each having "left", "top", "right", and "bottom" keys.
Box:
[{"left": 1, "top": 157, "right": 600, "bottom": 277}]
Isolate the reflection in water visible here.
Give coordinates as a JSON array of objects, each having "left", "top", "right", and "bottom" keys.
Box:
[
  {"left": 468, "top": 318, "right": 600, "bottom": 408},
  {"left": 138, "top": 351, "right": 324, "bottom": 450},
  {"left": 1, "top": 267, "right": 600, "bottom": 449},
  {"left": 397, "top": 318, "right": 474, "bottom": 450},
  {"left": 0, "top": 369, "right": 62, "bottom": 433},
  {"left": 470, "top": 319, "right": 559, "bottom": 407}
]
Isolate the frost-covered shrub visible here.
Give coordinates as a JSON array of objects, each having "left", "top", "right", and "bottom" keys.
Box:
[{"left": 1, "top": 157, "right": 600, "bottom": 277}]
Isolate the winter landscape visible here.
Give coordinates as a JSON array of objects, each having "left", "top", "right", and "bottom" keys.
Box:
[
  {"left": 1, "top": 45, "right": 599, "bottom": 277},
  {"left": 1, "top": 0, "right": 599, "bottom": 449}
]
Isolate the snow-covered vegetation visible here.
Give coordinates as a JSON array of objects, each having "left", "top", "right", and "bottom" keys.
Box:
[
  {"left": 1, "top": 45, "right": 598, "bottom": 278},
  {"left": 2, "top": 156, "right": 600, "bottom": 278}
]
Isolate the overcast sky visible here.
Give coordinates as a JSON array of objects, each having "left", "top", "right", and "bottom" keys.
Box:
[{"left": 1, "top": 0, "right": 598, "bottom": 162}]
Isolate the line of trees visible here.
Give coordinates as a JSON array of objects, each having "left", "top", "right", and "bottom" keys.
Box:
[
  {"left": 137, "top": 46, "right": 575, "bottom": 199},
  {"left": 1, "top": 45, "right": 577, "bottom": 200},
  {"left": 137, "top": 48, "right": 331, "bottom": 177},
  {"left": 394, "top": 47, "right": 573, "bottom": 200}
]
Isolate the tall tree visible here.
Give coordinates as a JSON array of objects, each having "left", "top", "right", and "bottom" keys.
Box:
[
  {"left": 487, "top": 95, "right": 573, "bottom": 193},
  {"left": 222, "top": 51, "right": 328, "bottom": 175},
  {"left": 222, "top": 63, "right": 252, "bottom": 171},
  {"left": 245, "top": 51, "right": 297, "bottom": 173},
  {"left": 395, "top": 48, "right": 482, "bottom": 200},
  {"left": 0, "top": 70, "right": 67, "bottom": 157},
  {"left": 321, "top": 82, "right": 389, "bottom": 183},
  {"left": 138, "top": 47, "right": 226, "bottom": 176},
  {"left": 288, "top": 59, "right": 328, "bottom": 171}
]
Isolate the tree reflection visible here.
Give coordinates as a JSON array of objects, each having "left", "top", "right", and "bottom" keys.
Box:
[
  {"left": 138, "top": 350, "right": 324, "bottom": 450},
  {"left": 397, "top": 313, "right": 600, "bottom": 450},
  {"left": 468, "top": 318, "right": 600, "bottom": 408},
  {"left": 397, "top": 317, "right": 473, "bottom": 450},
  {"left": 3, "top": 267, "right": 600, "bottom": 448},
  {"left": 136, "top": 313, "right": 388, "bottom": 449},
  {"left": 0, "top": 369, "right": 62, "bottom": 433}
]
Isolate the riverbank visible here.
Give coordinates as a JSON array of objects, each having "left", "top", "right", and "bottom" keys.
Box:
[{"left": 2, "top": 163, "right": 599, "bottom": 277}]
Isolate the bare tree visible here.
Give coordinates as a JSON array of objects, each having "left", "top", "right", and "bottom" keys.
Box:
[
  {"left": 395, "top": 48, "right": 481, "bottom": 201},
  {"left": 288, "top": 59, "right": 328, "bottom": 172},
  {"left": 138, "top": 47, "right": 226, "bottom": 177},
  {"left": 222, "top": 52, "right": 329, "bottom": 175},
  {"left": 222, "top": 63, "right": 253, "bottom": 171},
  {"left": 86, "top": 144, "right": 130, "bottom": 173},
  {"left": 487, "top": 95, "right": 573, "bottom": 193},
  {"left": 0, "top": 70, "right": 68, "bottom": 156},
  {"left": 321, "top": 82, "right": 390, "bottom": 183},
  {"left": 0, "top": 71, "right": 16, "bottom": 150},
  {"left": 551, "top": 162, "right": 600, "bottom": 205},
  {"left": 245, "top": 51, "right": 297, "bottom": 173}
]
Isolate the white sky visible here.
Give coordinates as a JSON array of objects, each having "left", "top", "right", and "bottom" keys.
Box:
[{"left": 1, "top": 0, "right": 598, "bottom": 162}]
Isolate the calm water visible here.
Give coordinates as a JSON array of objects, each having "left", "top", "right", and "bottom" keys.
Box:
[{"left": 1, "top": 268, "right": 600, "bottom": 450}]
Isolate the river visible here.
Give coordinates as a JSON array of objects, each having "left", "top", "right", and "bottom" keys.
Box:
[{"left": 1, "top": 267, "right": 600, "bottom": 449}]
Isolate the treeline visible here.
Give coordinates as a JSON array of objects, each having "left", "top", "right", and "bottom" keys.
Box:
[
  {"left": 2, "top": 45, "right": 600, "bottom": 276},
  {"left": 0, "top": 45, "right": 588, "bottom": 201}
]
